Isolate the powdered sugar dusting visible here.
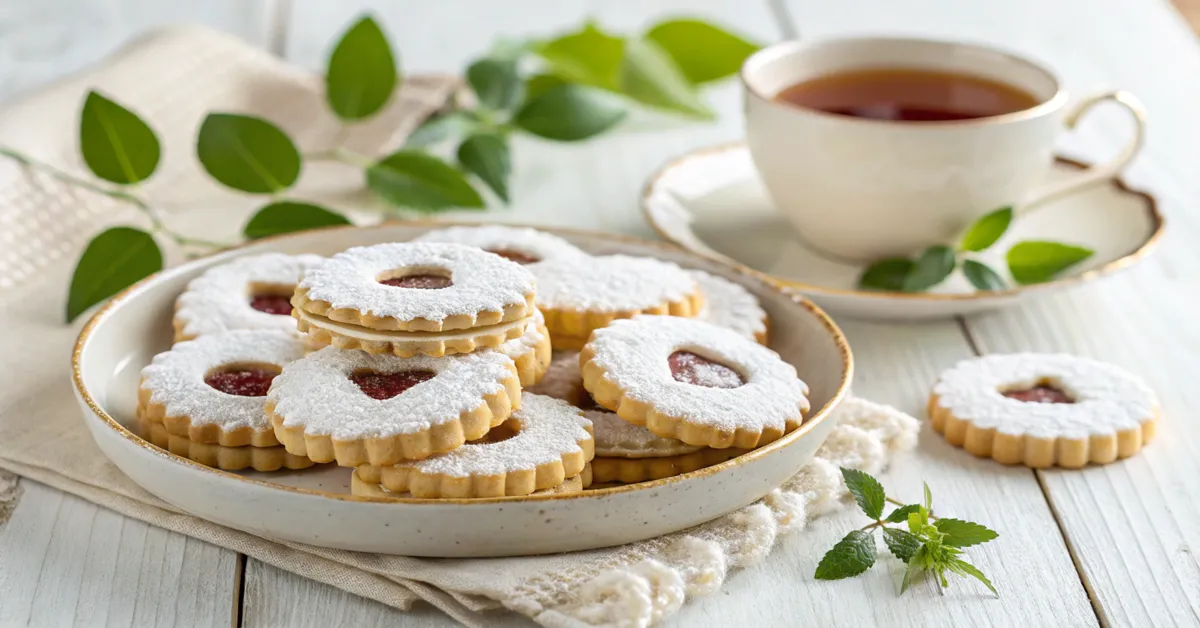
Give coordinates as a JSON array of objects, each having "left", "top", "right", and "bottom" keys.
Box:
[
  {"left": 933, "top": 353, "right": 1157, "bottom": 439},
  {"left": 175, "top": 253, "right": 323, "bottom": 338},
  {"left": 534, "top": 255, "right": 697, "bottom": 311},
  {"left": 499, "top": 309, "right": 545, "bottom": 361},
  {"left": 268, "top": 346, "right": 517, "bottom": 439},
  {"left": 589, "top": 411, "right": 703, "bottom": 458},
  {"left": 689, "top": 271, "right": 767, "bottom": 340},
  {"left": 588, "top": 316, "right": 809, "bottom": 432},
  {"left": 393, "top": 393, "right": 592, "bottom": 476},
  {"left": 140, "top": 329, "right": 307, "bottom": 430},
  {"left": 412, "top": 225, "right": 587, "bottom": 263},
  {"left": 299, "top": 242, "right": 535, "bottom": 322}
]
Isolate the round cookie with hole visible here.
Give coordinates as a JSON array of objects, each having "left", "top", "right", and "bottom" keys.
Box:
[
  {"left": 411, "top": 225, "right": 588, "bottom": 265},
  {"left": 174, "top": 253, "right": 324, "bottom": 341}
]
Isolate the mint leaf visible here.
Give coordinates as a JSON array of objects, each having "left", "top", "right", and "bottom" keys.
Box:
[
  {"left": 923, "top": 482, "right": 933, "bottom": 511},
  {"left": 962, "top": 260, "right": 1006, "bottom": 291},
  {"left": 536, "top": 23, "right": 624, "bottom": 90},
  {"left": 885, "top": 504, "right": 921, "bottom": 523},
  {"left": 197, "top": 114, "right": 300, "bottom": 193},
  {"left": 367, "top": 150, "right": 484, "bottom": 212},
  {"left": 935, "top": 518, "right": 999, "bottom": 547},
  {"left": 959, "top": 206, "right": 1012, "bottom": 252},
  {"left": 79, "top": 91, "right": 160, "bottom": 185},
  {"left": 325, "top": 16, "right": 398, "bottom": 121},
  {"left": 66, "top": 227, "right": 162, "bottom": 322},
  {"left": 1006, "top": 241, "right": 1094, "bottom": 284},
  {"left": 456, "top": 133, "right": 510, "bottom": 202},
  {"left": 858, "top": 258, "right": 914, "bottom": 291},
  {"left": 814, "top": 530, "right": 876, "bottom": 580},
  {"left": 645, "top": 19, "right": 760, "bottom": 84},
  {"left": 907, "top": 505, "right": 930, "bottom": 532},
  {"left": 524, "top": 74, "right": 568, "bottom": 101},
  {"left": 947, "top": 558, "right": 999, "bottom": 596},
  {"left": 619, "top": 37, "right": 713, "bottom": 119},
  {"left": 405, "top": 112, "right": 476, "bottom": 148},
  {"left": 243, "top": 201, "right": 350, "bottom": 239},
  {"left": 882, "top": 527, "right": 922, "bottom": 562},
  {"left": 902, "top": 246, "right": 956, "bottom": 292},
  {"left": 467, "top": 58, "right": 522, "bottom": 111},
  {"left": 514, "top": 84, "right": 627, "bottom": 141},
  {"left": 841, "top": 468, "right": 886, "bottom": 520},
  {"left": 900, "top": 545, "right": 928, "bottom": 594}
]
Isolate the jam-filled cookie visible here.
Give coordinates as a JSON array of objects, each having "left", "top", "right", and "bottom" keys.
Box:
[
  {"left": 351, "top": 465, "right": 591, "bottom": 498},
  {"left": 689, "top": 270, "right": 768, "bottom": 344},
  {"left": 174, "top": 253, "right": 323, "bottom": 341},
  {"left": 355, "top": 393, "right": 594, "bottom": 498},
  {"left": 411, "top": 225, "right": 587, "bottom": 265},
  {"left": 534, "top": 255, "right": 704, "bottom": 350},
  {"left": 580, "top": 316, "right": 809, "bottom": 449},
  {"left": 266, "top": 346, "right": 521, "bottom": 466},
  {"left": 138, "top": 329, "right": 308, "bottom": 448},
  {"left": 137, "top": 418, "right": 313, "bottom": 472},
  {"left": 930, "top": 353, "right": 1159, "bottom": 468},
  {"left": 497, "top": 309, "right": 552, "bottom": 386}
]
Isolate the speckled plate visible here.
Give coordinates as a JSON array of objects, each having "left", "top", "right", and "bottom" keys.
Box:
[{"left": 72, "top": 222, "right": 852, "bottom": 557}]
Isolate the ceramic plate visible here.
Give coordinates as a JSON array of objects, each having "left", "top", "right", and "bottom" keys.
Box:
[
  {"left": 72, "top": 223, "right": 852, "bottom": 557},
  {"left": 643, "top": 143, "right": 1164, "bottom": 320}
]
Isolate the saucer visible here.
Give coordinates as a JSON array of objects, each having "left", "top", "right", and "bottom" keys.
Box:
[{"left": 642, "top": 143, "right": 1164, "bottom": 320}]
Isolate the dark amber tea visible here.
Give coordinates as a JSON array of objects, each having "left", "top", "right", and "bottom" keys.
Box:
[{"left": 774, "top": 68, "right": 1040, "bottom": 122}]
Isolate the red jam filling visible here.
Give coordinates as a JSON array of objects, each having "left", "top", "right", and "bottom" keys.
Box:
[
  {"left": 249, "top": 294, "right": 293, "bottom": 315},
  {"left": 380, "top": 274, "right": 452, "bottom": 289},
  {"left": 205, "top": 368, "right": 278, "bottom": 397},
  {"left": 487, "top": 248, "right": 540, "bottom": 264},
  {"left": 351, "top": 370, "right": 436, "bottom": 400},
  {"left": 668, "top": 351, "right": 744, "bottom": 388},
  {"left": 1002, "top": 384, "right": 1074, "bottom": 404}
]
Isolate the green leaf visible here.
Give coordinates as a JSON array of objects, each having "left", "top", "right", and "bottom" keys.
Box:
[
  {"left": 619, "top": 37, "right": 713, "bottom": 119},
  {"left": 66, "top": 227, "right": 162, "bottom": 322},
  {"left": 1006, "top": 241, "right": 1094, "bottom": 284},
  {"left": 947, "top": 558, "right": 999, "bottom": 596},
  {"left": 934, "top": 518, "right": 999, "bottom": 547},
  {"left": 885, "top": 504, "right": 921, "bottom": 524},
  {"left": 197, "top": 114, "right": 301, "bottom": 194},
  {"left": 243, "top": 201, "right": 351, "bottom": 239},
  {"left": 814, "top": 530, "right": 877, "bottom": 580},
  {"left": 902, "top": 246, "right": 956, "bottom": 292},
  {"left": 405, "top": 112, "right": 477, "bottom": 148},
  {"left": 858, "top": 258, "right": 914, "bottom": 292},
  {"left": 907, "top": 505, "right": 930, "bottom": 532},
  {"left": 645, "top": 19, "right": 760, "bottom": 84},
  {"left": 900, "top": 546, "right": 928, "bottom": 594},
  {"left": 882, "top": 527, "right": 923, "bottom": 562},
  {"left": 513, "top": 84, "right": 627, "bottom": 141},
  {"left": 366, "top": 150, "right": 484, "bottom": 212},
  {"left": 840, "top": 468, "right": 886, "bottom": 520},
  {"left": 962, "top": 260, "right": 1007, "bottom": 292},
  {"left": 923, "top": 482, "right": 933, "bottom": 511},
  {"left": 959, "top": 206, "right": 1013, "bottom": 252},
  {"left": 456, "top": 133, "right": 510, "bottom": 202},
  {"left": 524, "top": 74, "right": 568, "bottom": 101},
  {"left": 79, "top": 91, "right": 160, "bottom": 184},
  {"left": 467, "top": 58, "right": 523, "bottom": 111},
  {"left": 325, "top": 16, "right": 398, "bottom": 121},
  {"left": 536, "top": 23, "right": 624, "bottom": 90}
]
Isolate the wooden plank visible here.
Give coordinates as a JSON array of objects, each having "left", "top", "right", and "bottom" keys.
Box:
[{"left": 0, "top": 480, "right": 237, "bottom": 627}]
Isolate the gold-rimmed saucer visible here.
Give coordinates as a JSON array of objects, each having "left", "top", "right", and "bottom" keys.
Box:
[{"left": 642, "top": 142, "right": 1164, "bottom": 320}]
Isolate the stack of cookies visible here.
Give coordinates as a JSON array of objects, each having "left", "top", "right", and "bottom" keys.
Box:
[{"left": 135, "top": 225, "right": 809, "bottom": 499}]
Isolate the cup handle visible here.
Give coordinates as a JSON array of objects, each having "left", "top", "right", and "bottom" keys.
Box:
[{"left": 1020, "top": 90, "right": 1147, "bottom": 214}]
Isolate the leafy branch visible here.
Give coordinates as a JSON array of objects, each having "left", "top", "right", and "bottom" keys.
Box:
[
  {"left": 815, "top": 468, "right": 999, "bottom": 597},
  {"left": 0, "top": 13, "right": 760, "bottom": 322},
  {"left": 858, "top": 206, "right": 1095, "bottom": 293}
]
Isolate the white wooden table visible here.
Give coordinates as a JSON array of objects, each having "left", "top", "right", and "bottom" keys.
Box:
[{"left": 3, "top": 1, "right": 1199, "bottom": 626}]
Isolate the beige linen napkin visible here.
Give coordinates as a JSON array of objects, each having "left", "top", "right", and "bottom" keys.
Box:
[{"left": 0, "top": 27, "right": 920, "bottom": 627}]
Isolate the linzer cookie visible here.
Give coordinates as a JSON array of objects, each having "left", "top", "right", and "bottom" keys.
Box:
[
  {"left": 351, "top": 467, "right": 588, "bottom": 498},
  {"left": 581, "top": 316, "right": 809, "bottom": 449},
  {"left": 137, "top": 329, "right": 307, "bottom": 447},
  {"left": 174, "top": 253, "right": 323, "bottom": 341},
  {"left": 586, "top": 401, "right": 743, "bottom": 483},
  {"left": 535, "top": 255, "right": 703, "bottom": 350},
  {"left": 355, "top": 393, "right": 594, "bottom": 498},
  {"left": 138, "top": 418, "right": 313, "bottom": 472},
  {"left": 929, "top": 353, "right": 1159, "bottom": 468},
  {"left": 591, "top": 448, "right": 746, "bottom": 484},
  {"left": 497, "top": 309, "right": 552, "bottom": 386},
  {"left": 266, "top": 346, "right": 520, "bottom": 466},
  {"left": 689, "top": 270, "right": 768, "bottom": 344},
  {"left": 412, "top": 225, "right": 587, "bottom": 264}
]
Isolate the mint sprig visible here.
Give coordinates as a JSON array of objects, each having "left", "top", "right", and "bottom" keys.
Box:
[
  {"left": 858, "top": 205, "right": 1093, "bottom": 293},
  {"left": 814, "top": 468, "right": 999, "bottom": 597}
]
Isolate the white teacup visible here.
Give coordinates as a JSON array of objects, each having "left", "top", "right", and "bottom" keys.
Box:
[{"left": 742, "top": 37, "right": 1145, "bottom": 261}]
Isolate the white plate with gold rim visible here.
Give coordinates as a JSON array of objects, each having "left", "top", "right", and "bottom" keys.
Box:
[
  {"left": 72, "top": 222, "right": 852, "bottom": 557},
  {"left": 642, "top": 143, "right": 1165, "bottom": 320}
]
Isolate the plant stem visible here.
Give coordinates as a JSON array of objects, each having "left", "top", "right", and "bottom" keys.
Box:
[
  {"left": 887, "top": 497, "right": 938, "bottom": 520},
  {"left": 860, "top": 521, "right": 885, "bottom": 532},
  {"left": 305, "top": 146, "right": 374, "bottom": 168}
]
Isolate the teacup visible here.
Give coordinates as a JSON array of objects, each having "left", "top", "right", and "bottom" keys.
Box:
[{"left": 742, "top": 36, "right": 1145, "bottom": 261}]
